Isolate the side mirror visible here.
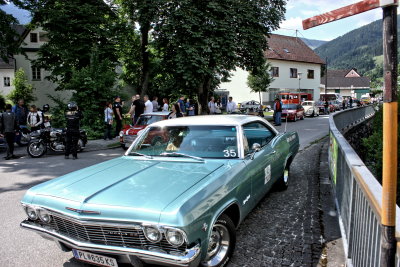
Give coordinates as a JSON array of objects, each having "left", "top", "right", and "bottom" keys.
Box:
[
  {"left": 252, "top": 143, "right": 261, "bottom": 152},
  {"left": 250, "top": 143, "right": 261, "bottom": 160}
]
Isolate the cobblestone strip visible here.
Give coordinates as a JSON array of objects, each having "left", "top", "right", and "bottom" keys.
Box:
[{"left": 229, "top": 141, "right": 326, "bottom": 267}]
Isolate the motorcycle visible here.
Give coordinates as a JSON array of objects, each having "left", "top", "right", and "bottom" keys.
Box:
[
  {"left": 15, "top": 125, "right": 31, "bottom": 146},
  {"left": 27, "top": 128, "right": 87, "bottom": 158}
]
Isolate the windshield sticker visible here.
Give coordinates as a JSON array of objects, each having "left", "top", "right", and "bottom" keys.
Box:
[
  {"left": 223, "top": 149, "right": 237, "bottom": 158},
  {"left": 264, "top": 165, "right": 271, "bottom": 184}
]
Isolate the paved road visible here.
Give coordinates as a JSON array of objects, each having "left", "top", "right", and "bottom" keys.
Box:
[{"left": 0, "top": 115, "right": 331, "bottom": 267}]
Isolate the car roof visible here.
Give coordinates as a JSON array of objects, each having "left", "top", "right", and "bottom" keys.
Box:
[
  {"left": 140, "top": 111, "right": 170, "bottom": 116},
  {"left": 150, "top": 115, "right": 268, "bottom": 127}
]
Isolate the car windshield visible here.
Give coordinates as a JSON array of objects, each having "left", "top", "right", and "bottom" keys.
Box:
[
  {"left": 136, "top": 115, "right": 164, "bottom": 126},
  {"left": 282, "top": 104, "right": 297, "bottom": 110},
  {"left": 129, "top": 125, "right": 239, "bottom": 159},
  {"left": 302, "top": 102, "right": 312, "bottom": 106}
]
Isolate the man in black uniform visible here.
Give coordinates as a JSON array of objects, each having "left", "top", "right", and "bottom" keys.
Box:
[
  {"left": 113, "top": 96, "right": 123, "bottom": 137},
  {"left": 0, "top": 104, "right": 19, "bottom": 160},
  {"left": 65, "top": 102, "right": 83, "bottom": 160}
]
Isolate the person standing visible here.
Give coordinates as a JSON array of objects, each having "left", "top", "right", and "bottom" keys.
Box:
[
  {"left": 178, "top": 96, "right": 185, "bottom": 114},
  {"left": 342, "top": 98, "right": 347, "bottom": 110},
  {"left": 162, "top": 98, "right": 169, "bottom": 111},
  {"left": 144, "top": 95, "right": 153, "bottom": 114},
  {"left": 104, "top": 102, "right": 113, "bottom": 140},
  {"left": 324, "top": 100, "right": 329, "bottom": 115},
  {"left": 132, "top": 95, "right": 145, "bottom": 124},
  {"left": 27, "top": 105, "right": 43, "bottom": 131},
  {"left": 0, "top": 104, "right": 19, "bottom": 160},
  {"left": 273, "top": 97, "right": 282, "bottom": 126},
  {"left": 152, "top": 96, "right": 159, "bottom": 112},
  {"left": 12, "top": 99, "right": 28, "bottom": 127},
  {"left": 208, "top": 97, "right": 217, "bottom": 114},
  {"left": 349, "top": 97, "right": 353, "bottom": 108},
  {"left": 113, "top": 96, "right": 123, "bottom": 137},
  {"left": 226, "top": 97, "right": 237, "bottom": 113},
  {"left": 65, "top": 102, "right": 83, "bottom": 160},
  {"left": 168, "top": 103, "right": 184, "bottom": 119},
  {"left": 127, "top": 95, "right": 137, "bottom": 124},
  {"left": 215, "top": 99, "right": 222, "bottom": 114}
]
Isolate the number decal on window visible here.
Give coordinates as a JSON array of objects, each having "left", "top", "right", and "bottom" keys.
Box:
[{"left": 223, "top": 149, "right": 237, "bottom": 157}]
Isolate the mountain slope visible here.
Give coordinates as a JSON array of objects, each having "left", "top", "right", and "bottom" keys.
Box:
[
  {"left": 300, "top": 38, "right": 327, "bottom": 50},
  {"left": 315, "top": 17, "right": 400, "bottom": 74}
]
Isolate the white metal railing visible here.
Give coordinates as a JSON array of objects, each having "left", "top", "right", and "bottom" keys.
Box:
[{"left": 329, "top": 105, "right": 400, "bottom": 267}]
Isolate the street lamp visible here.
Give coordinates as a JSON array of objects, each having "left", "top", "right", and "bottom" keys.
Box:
[{"left": 297, "top": 72, "right": 302, "bottom": 90}]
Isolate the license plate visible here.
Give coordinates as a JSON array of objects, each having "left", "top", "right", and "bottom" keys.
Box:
[{"left": 72, "top": 249, "right": 118, "bottom": 267}]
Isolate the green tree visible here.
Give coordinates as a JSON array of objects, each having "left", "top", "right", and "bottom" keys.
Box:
[
  {"left": 19, "top": 0, "right": 122, "bottom": 87},
  {"left": 153, "top": 0, "right": 286, "bottom": 112},
  {"left": 247, "top": 62, "right": 274, "bottom": 104},
  {"left": 64, "top": 51, "right": 121, "bottom": 138},
  {"left": 8, "top": 68, "right": 36, "bottom": 105},
  {"left": 0, "top": 0, "right": 21, "bottom": 62}
]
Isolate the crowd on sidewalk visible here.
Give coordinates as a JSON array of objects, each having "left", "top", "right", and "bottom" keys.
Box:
[{"left": 104, "top": 94, "right": 240, "bottom": 139}]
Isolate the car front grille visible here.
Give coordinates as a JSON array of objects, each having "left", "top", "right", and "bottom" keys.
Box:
[{"left": 48, "top": 213, "right": 187, "bottom": 253}]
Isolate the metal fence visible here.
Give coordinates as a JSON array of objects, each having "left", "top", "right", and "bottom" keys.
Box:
[{"left": 329, "top": 105, "right": 400, "bottom": 267}]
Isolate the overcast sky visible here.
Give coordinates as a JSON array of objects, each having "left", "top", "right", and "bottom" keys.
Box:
[{"left": 2, "top": 1, "right": 393, "bottom": 41}]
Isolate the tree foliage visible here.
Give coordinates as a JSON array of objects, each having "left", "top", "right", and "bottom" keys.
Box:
[
  {"left": 315, "top": 17, "right": 400, "bottom": 75},
  {"left": 8, "top": 68, "right": 36, "bottom": 105},
  {"left": 153, "top": 0, "right": 286, "bottom": 110},
  {"left": 0, "top": 1, "right": 21, "bottom": 62},
  {"left": 247, "top": 62, "right": 274, "bottom": 103},
  {"left": 20, "top": 0, "right": 122, "bottom": 87},
  {"left": 64, "top": 51, "right": 121, "bottom": 139}
]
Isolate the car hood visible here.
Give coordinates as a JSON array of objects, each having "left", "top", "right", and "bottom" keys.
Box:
[{"left": 24, "top": 157, "right": 224, "bottom": 222}]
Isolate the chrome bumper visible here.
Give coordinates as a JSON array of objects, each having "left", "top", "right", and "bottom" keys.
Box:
[
  {"left": 21, "top": 220, "right": 201, "bottom": 267},
  {"left": 120, "top": 135, "right": 137, "bottom": 145}
]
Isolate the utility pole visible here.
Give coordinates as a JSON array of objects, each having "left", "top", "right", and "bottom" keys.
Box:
[
  {"left": 325, "top": 57, "right": 328, "bottom": 99},
  {"left": 381, "top": 4, "right": 398, "bottom": 265}
]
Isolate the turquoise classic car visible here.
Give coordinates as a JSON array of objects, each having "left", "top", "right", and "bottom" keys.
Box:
[{"left": 20, "top": 115, "right": 299, "bottom": 267}]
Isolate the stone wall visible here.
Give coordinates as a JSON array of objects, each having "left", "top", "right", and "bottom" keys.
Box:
[{"left": 343, "top": 117, "right": 374, "bottom": 162}]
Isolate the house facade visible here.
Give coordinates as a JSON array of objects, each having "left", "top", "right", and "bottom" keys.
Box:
[
  {"left": 321, "top": 68, "right": 370, "bottom": 99},
  {"left": 0, "top": 58, "right": 15, "bottom": 96},
  {"left": 13, "top": 26, "right": 73, "bottom": 107},
  {"left": 220, "top": 34, "right": 325, "bottom": 105}
]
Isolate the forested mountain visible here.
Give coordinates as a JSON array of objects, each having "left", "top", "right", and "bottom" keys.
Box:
[
  {"left": 315, "top": 17, "right": 400, "bottom": 75},
  {"left": 300, "top": 38, "right": 327, "bottom": 50}
]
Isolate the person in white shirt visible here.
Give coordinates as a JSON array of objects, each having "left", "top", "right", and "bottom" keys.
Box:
[
  {"left": 162, "top": 98, "right": 169, "bottom": 111},
  {"left": 226, "top": 96, "right": 237, "bottom": 113},
  {"left": 27, "top": 105, "right": 43, "bottom": 131},
  {"left": 144, "top": 95, "right": 153, "bottom": 114},
  {"left": 208, "top": 97, "right": 217, "bottom": 114}
]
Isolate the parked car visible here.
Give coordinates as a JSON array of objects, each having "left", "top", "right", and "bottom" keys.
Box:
[
  {"left": 119, "top": 111, "right": 169, "bottom": 149},
  {"left": 330, "top": 100, "right": 341, "bottom": 111},
  {"left": 239, "top": 100, "right": 271, "bottom": 112},
  {"left": 20, "top": 115, "right": 299, "bottom": 267},
  {"left": 281, "top": 103, "right": 305, "bottom": 121},
  {"left": 316, "top": 101, "right": 335, "bottom": 114},
  {"left": 301, "top": 101, "right": 319, "bottom": 117}
]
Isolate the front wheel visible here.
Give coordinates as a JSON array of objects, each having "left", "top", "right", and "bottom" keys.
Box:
[
  {"left": 17, "top": 132, "right": 31, "bottom": 146},
  {"left": 27, "top": 140, "right": 47, "bottom": 158},
  {"left": 201, "top": 214, "right": 236, "bottom": 267}
]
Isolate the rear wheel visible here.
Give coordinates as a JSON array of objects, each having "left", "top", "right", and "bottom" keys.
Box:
[
  {"left": 276, "top": 164, "right": 290, "bottom": 190},
  {"left": 27, "top": 140, "right": 47, "bottom": 158},
  {"left": 201, "top": 214, "right": 236, "bottom": 267}
]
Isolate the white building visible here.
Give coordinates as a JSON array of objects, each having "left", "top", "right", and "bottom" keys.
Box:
[
  {"left": 13, "top": 26, "right": 72, "bottom": 107},
  {"left": 0, "top": 58, "right": 15, "bottom": 96},
  {"left": 220, "top": 34, "right": 325, "bottom": 105}
]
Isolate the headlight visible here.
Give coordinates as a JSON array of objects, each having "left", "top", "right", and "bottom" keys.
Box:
[
  {"left": 38, "top": 209, "right": 52, "bottom": 223},
  {"left": 144, "top": 227, "right": 162, "bottom": 243},
  {"left": 166, "top": 229, "right": 185, "bottom": 247},
  {"left": 25, "top": 206, "right": 38, "bottom": 220}
]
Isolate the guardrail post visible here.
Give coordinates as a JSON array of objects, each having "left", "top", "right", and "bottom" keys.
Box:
[{"left": 381, "top": 4, "right": 398, "bottom": 267}]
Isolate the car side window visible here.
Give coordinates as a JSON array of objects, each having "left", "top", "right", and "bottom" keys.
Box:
[{"left": 243, "top": 122, "right": 276, "bottom": 153}]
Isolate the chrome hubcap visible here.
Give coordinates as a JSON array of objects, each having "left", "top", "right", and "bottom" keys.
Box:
[
  {"left": 205, "top": 224, "right": 230, "bottom": 266},
  {"left": 283, "top": 168, "right": 289, "bottom": 184},
  {"left": 29, "top": 142, "right": 44, "bottom": 156}
]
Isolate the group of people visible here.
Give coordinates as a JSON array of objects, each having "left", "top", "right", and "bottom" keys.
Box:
[{"left": 0, "top": 99, "right": 50, "bottom": 160}]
